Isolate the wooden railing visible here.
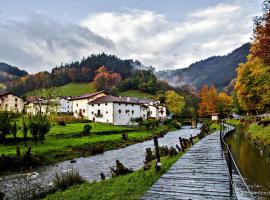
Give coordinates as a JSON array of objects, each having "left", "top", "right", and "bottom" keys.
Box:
[{"left": 220, "top": 122, "right": 255, "bottom": 200}]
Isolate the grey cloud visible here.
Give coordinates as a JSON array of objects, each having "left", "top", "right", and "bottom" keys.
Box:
[{"left": 0, "top": 13, "right": 114, "bottom": 72}]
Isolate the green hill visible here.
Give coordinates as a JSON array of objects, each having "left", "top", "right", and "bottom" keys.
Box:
[{"left": 25, "top": 82, "right": 154, "bottom": 99}]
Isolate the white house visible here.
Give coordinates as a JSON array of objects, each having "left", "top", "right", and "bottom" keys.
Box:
[
  {"left": 72, "top": 91, "right": 107, "bottom": 118},
  {"left": 25, "top": 97, "right": 57, "bottom": 115},
  {"left": 58, "top": 96, "right": 73, "bottom": 113},
  {"left": 120, "top": 97, "right": 167, "bottom": 120},
  {"left": 87, "top": 95, "right": 142, "bottom": 125},
  {"left": 0, "top": 91, "right": 24, "bottom": 113}
]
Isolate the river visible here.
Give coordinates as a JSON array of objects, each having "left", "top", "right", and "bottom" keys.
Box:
[
  {"left": 226, "top": 128, "right": 270, "bottom": 200},
  {"left": 0, "top": 126, "right": 200, "bottom": 199}
]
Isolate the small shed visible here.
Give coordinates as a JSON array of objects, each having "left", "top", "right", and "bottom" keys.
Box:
[{"left": 211, "top": 113, "right": 219, "bottom": 121}]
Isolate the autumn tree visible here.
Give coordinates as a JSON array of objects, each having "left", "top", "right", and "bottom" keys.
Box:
[
  {"left": 93, "top": 66, "right": 122, "bottom": 92},
  {"left": 165, "top": 90, "right": 185, "bottom": 116},
  {"left": 251, "top": 1, "right": 270, "bottom": 65},
  {"left": 234, "top": 1, "right": 270, "bottom": 114},
  {"left": 235, "top": 56, "right": 270, "bottom": 113},
  {"left": 217, "top": 92, "right": 232, "bottom": 117},
  {"left": 198, "top": 85, "right": 218, "bottom": 117}
]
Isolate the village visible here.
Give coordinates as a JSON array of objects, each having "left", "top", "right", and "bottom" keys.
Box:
[{"left": 0, "top": 90, "right": 167, "bottom": 125}]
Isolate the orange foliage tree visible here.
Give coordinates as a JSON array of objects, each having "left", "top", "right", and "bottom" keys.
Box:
[
  {"left": 198, "top": 85, "right": 218, "bottom": 117},
  {"left": 93, "top": 66, "right": 121, "bottom": 91},
  {"left": 251, "top": 1, "right": 270, "bottom": 65}
]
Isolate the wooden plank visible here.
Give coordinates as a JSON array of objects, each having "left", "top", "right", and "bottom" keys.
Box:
[{"left": 141, "top": 132, "right": 236, "bottom": 200}]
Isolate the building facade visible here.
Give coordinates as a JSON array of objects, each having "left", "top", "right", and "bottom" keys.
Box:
[
  {"left": 88, "top": 95, "right": 142, "bottom": 125},
  {"left": 72, "top": 91, "right": 106, "bottom": 118},
  {"left": 58, "top": 96, "right": 73, "bottom": 113},
  {"left": 0, "top": 91, "right": 24, "bottom": 113}
]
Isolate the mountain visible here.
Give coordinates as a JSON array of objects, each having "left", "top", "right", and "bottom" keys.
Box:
[
  {"left": 0, "top": 63, "right": 28, "bottom": 83},
  {"left": 157, "top": 43, "right": 251, "bottom": 91}
]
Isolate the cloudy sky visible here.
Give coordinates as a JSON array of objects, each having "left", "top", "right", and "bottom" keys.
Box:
[{"left": 0, "top": 0, "right": 262, "bottom": 73}]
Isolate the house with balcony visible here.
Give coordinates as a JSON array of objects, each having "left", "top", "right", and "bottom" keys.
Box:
[{"left": 0, "top": 91, "right": 24, "bottom": 113}]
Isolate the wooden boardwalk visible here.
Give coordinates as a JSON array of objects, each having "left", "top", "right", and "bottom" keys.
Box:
[{"left": 141, "top": 131, "right": 235, "bottom": 200}]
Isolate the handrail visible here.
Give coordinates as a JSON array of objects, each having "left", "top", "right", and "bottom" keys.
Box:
[{"left": 220, "top": 123, "right": 255, "bottom": 200}]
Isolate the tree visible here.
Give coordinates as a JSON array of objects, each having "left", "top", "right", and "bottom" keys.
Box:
[
  {"left": 251, "top": 1, "right": 270, "bottom": 65},
  {"left": 235, "top": 56, "right": 270, "bottom": 113},
  {"left": 93, "top": 66, "right": 122, "bottom": 91},
  {"left": 165, "top": 90, "right": 185, "bottom": 116},
  {"left": 198, "top": 85, "right": 218, "bottom": 117},
  {"left": 232, "top": 90, "right": 241, "bottom": 114},
  {"left": 21, "top": 120, "right": 29, "bottom": 146},
  {"left": 217, "top": 92, "right": 232, "bottom": 117},
  {"left": 0, "top": 112, "right": 15, "bottom": 143}
]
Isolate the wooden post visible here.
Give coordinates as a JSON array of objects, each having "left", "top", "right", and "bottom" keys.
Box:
[
  {"left": 179, "top": 137, "right": 184, "bottom": 152},
  {"left": 189, "top": 137, "right": 193, "bottom": 145},
  {"left": 154, "top": 136, "right": 161, "bottom": 171},
  {"left": 176, "top": 144, "right": 181, "bottom": 152}
]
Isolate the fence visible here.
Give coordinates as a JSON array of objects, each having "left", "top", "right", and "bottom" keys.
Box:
[{"left": 220, "top": 123, "right": 255, "bottom": 200}]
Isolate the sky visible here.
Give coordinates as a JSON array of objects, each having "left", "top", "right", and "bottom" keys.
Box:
[{"left": 0, "top": 0, "right": 263, "bottom": 73}]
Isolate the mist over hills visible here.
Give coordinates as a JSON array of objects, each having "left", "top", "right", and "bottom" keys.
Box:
[{"left": 157, "top": 43, "right": 251, "bottom": 91}]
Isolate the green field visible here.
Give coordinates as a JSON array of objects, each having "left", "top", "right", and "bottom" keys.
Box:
[
  {"left": 44, "top": 153, "right": 183, "bottom": 200},
  {"left": 25, "top": 82, "right": 96, "bottom": 97},
  {"left": 25, "top": 82, "right": 154, "bottom": 99},
  {"left": 119, "top": 90, "right": 154, "bottom": 99},
  {"left": 0, "top": 122, "right": 171, "bottom": 165}
]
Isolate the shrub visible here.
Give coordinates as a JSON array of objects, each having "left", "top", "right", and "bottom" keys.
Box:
[
  {"left": 83, "top": 124, "right": 92, "bottom": 135},
  {"left": 53, "top": 167, "right": 85, "bottom": 191},
  {"left": 57, "top": 121, "right": 66, "bottom": 126}
]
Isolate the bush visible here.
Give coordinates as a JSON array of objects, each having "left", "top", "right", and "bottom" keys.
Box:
[
  {"left": 83, "top": 124, "right": 92, "bottom": 135},
  {"left": 57, "top": 121, "right": 66, "bottom": 126},
  {"left": 53, "top": 167, "right": 85, "bottom": 191}
]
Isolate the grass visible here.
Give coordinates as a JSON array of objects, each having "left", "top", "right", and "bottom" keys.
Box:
[
  {"left": 25, "top": 82, "right": 96, "bottom": 97},
  {"left": 44, "top": 153, "right": 183, "bottom": 200},
  {"left": 225, "top": 119, "right": 240, "bottom": 126},
  {"left": 247, "top": 123, "right": 270, "bottom": 149},
  {"left": 119, "top": 90, "right": 154, "bottom": 99},
  {"left": 0, "top": 123, "right": 172, "bottom": 165},
  {"left": 25, "top": 82, "right": 155, "bottom": 99}
]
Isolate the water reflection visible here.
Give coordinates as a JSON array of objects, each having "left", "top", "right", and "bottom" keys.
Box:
[{"left": 226, "top": 128, "right": 270, "bottom": 200}]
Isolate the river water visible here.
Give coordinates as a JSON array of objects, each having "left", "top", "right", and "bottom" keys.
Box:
[
  {"left": 226, "top": 128, "right": 270, "bottom": 200},
  {"left": 0, "top": 126, "right": 200, "bottom": 199}
]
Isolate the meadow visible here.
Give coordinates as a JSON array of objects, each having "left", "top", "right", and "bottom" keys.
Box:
[{"left": 0, "top": 122, "right": 172, "bottom": 165}]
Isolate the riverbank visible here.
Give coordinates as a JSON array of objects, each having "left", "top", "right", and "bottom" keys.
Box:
[
  {"left": 0, "top": 122, "right": 175, "bottom": 173},
  {"left": 44, "top": 153, "right": 184, "bottom": 200},
  {"left": 226, "top": 118, "right": 270, "bottom": 155},
  {"left": 44, "top": 135, "right": 201, "bottom": 200}
]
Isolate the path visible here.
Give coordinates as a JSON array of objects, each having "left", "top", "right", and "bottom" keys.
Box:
[{"left": 141, "top": 131, "right": 235, "bottom": 200}]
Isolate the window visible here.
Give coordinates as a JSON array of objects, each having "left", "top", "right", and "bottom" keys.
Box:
[
  {"left": 132, "top": 104, "right": 134, "bottom": 106},
  {"left": 105, "top": 103, "right": 108, "bottom": 106},
  {"left": 106, "top": 111, "right": 108, "bottom": 114},
  {"left": 15, "top": 98, "right": 18, "bottom": 101},
  {"left": 92, "top": 111, "right": 94, "bottom": 114},
  {"left": 97, "top": 110, "right": 101, "bottom": 116},
  {"left": 92, "top": 104, "right": 94, "bottom": 107},
  {"left": 83, "top": 109, "right": 85, "bottom": 113},
  {"left": 76, "top": 104, "right": 78, "bottom": 107},
  {"left": 126, "top": 104, "right": 127, "bottom": 106},
  {"left": 119, "top": 103, "right": 121, "bottom": 105},
  {"left": 118, "top": 109, "right": 121, "bottom": 114},
  {"left": 67, "top": 106, "right": 69, "bottom": 108},
  {"left": 132, "top": 110, "right": 134, "bottom": 115},
  {"left": 1, "top": 98, "right": 4, "bottom": 101},
  {"left": 15, "top": 104, "right": 17, "bottom": 108},
  {"left": 98, "top": 104, "right": 100, "bottom": 106}
]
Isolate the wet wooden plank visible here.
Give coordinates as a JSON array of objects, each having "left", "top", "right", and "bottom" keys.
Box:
[{"left": 141, "top": 132, "right": 236, "bottom": 200}]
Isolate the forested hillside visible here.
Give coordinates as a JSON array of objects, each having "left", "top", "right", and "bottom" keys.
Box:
[
  {"left": 0, "top": 63, "right": 28, "bottom": 83},
  {"left": 157, "top": 43, "right": 251, "bottom": 91},
  {"left": 5, "top": 53, "right": 172, "bottom": 96}
]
